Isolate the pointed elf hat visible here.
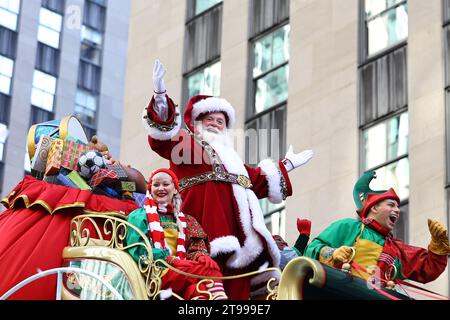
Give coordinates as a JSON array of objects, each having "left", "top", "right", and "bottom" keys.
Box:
[
  {"left": 353, "top": 170, "right": 400, "bottom": 218},
  {"left": 183, "top": 94, "right": 236, "bottom": 133}
]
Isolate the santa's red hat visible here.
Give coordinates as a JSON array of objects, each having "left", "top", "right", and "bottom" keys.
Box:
[{"left": 183, "top": 94, "right": 236, "bottom": 132}]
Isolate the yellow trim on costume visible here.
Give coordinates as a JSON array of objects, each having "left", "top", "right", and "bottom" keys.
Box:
[
  {"left": 352, "top": 224, "right": 383, "bottom": 280},
  {"left": 163, "top": 227, "right": 179, "bottom": 256},
  {"left": 3, "top": 194, "right": 128, "bottom": 217}
]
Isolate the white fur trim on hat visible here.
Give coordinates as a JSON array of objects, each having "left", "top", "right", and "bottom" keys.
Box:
[{"left": 192, "top": 97, "right": 236, "bottom": 128}]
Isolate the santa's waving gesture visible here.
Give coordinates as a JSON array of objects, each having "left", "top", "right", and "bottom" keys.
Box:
[{"left": 142, "top": 59, "right": 313, "bottom": 299}]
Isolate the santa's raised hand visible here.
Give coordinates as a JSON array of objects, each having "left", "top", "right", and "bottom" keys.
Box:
[
  {"left": 282, "top": 145, "right": 313, "bottom": 172},
  {"left": 153, "top": 59, "right": 166, "bottom": 94},
  {"left": 152, "top": 59, "right": 168, "bottom": 120}
]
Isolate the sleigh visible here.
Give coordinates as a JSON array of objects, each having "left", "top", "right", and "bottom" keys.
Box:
[{"left": 0, "top": 177, "right": 426, "bottom": 300}]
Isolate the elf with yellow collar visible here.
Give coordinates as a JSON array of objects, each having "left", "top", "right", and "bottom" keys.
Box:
[
  {"left": 126, "top": 168, "right": 227, "bottom": 300},
  {"left": 305, "top": 171, "right": 449, "bottom": 286}
]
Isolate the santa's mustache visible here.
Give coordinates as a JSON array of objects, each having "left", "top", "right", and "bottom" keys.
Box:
[
  {"left": 195, "top": 124, "right": 231, "bottom": 147},
  {"left": 204, "top": 126, "right": 220, "bottom": 134}
]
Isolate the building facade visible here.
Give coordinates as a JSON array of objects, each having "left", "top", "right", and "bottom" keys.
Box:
[
  {"left": 122, "top": 0, "right": 449, "bottom": 295},
  {"left": 0, "top": 0, "right": 130, "bottom": 199}
]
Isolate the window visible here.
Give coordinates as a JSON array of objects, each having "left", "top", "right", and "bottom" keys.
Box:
[
  {"left": 36, "top": 42, "right": 60, "bottom": 76},
  {"left": 183, "top": 3, "right": 222, "bottom": 73},
  {"left": 0, "top": 54, "right": 13, "bottom": 95},
  {"left": 42, "top": 0, "right": 65, "bottom": 14},
  {"left": 74, "top": 89, "right": 97, "bottom": 127},
  {"left": 359, "top": 46, "right": 407, "bottom": 125},
  {"left": 362, "top": 113, "right": 409, "bottom": 198},
  {"left": 83, "top": 0, "right": 106, "bottom": 32},
  {"left": 0, "top": 92, "right": 10, "bottom": 124},
  {"left": 249, "top": 0, "right": 289, "bottom": 38},
  {"left": 359, "top": 0, "right": 409, "bottom": 240},
  {"left": 0, "top": 122, "right": 7, "bottom": 163},
  {"left": 183, "top": 0, "right": 223, "bottom": 106},
  {"left": 37, "top": 7, "right": 62, "bottom": 49},
  {"left": 80, "top": 41, "right": 101, "bottom": 65},
  {"left": 186, "top": 0, "right": 221, "bottom": 20},
  {"left": 262, "top": 201, "right": 286, "bottom": 237},
  {"left": 186, "top": 61, "right": 221, "bottom": 98},
  {"left": 194, "top": 0, "right": 221, "bottom": 16},
  {"left": 0, "top": 26, "right": 17, "bottom": 59},
  {"left": 364, "top": 0, "right": 407, "bottom": 57},
  {"left": 246, "top": 24, "right": 290, "bottom": 164},
  {"left": 246, "top": 0, "right": 290, "bottom": 236},
  {"left": 0, "top": 0, "right": 20, "bottom": 31},
  {"left": 30, "top": 105, "right": 54, "bottom": 125},
  {"left": 0, "top": 161, "right": 3, "bottom": 193},
  {"left": 81, "top": 25, "right": 103, "bottom": 46},
  {"left": 75, "top": 2, "right": 106, "bottom": 137},
  {"left": 245, "top": 105, "right": 286, "bottom": 166},
  {"left": 31, "top": 70, "right": 57, "bottom": 112},
  {"left": 253, "top": 25, "right": 289, "bottom": 114},
  {"left": 78, "top": 61, "right": 101, "bottom": 93}
]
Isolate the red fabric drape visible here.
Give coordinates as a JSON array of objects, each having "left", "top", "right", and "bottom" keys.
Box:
[{"left": 0, "top": 176, "right": 139, "bottom": 300}]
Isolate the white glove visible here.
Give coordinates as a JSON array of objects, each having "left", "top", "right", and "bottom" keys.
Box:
[
  {"left": 153, "top": 59, "right": 166, "bottom": 94},
  {"left": 152, "top": 59, "right": 168, "bottom": 120},
  {"left": 282, "top": 145, "right": 313, "bottom": 172}
]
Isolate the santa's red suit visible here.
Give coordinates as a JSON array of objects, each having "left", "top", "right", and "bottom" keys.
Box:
[{"left": 143, "top": 94, "right": 293, "bottom": 299}]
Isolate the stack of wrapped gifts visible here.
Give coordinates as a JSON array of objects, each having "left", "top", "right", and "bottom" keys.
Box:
[{"left": 29, "top": 133, "right": 145, "bottom": 203}]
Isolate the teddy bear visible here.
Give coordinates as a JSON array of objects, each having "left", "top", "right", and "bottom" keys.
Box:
[{"left": 87, "top": 135, "right": 147, "bottom": 193}]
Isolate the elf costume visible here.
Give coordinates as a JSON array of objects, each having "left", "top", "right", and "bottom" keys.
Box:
[
  {"left": 305, "top": 171, "right": 449, "bottom": 286},
  {"left": 126, "top": 168, "right": 227, "bottom": 300}
]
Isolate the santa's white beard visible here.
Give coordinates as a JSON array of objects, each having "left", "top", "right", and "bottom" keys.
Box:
[
  {"left": 195, "top": 123, "right": 248, "bottom": 176},
  {"left": 195, "top": 123, "right": 232, "bottom": 148}
]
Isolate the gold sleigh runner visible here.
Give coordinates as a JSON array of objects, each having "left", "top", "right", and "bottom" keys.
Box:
[{"left": 64, "top": 213, "right": 290, "bottom": 300}]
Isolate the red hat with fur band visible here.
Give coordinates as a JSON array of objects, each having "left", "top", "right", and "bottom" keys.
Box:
[
  {"left": 148, "top": 168, "right": 179, "bottom": 192},
  {"left": 183, "top": 94, "right": 236, "bottom": 133}
]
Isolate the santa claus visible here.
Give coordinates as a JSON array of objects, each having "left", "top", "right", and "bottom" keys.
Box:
[{"left": 142, "top": 60, "right": 313, "bottom": 299}]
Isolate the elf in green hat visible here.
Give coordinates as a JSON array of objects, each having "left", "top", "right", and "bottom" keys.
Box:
[{"left": 304, "top": 171, "right": 449, "bottom": 288}]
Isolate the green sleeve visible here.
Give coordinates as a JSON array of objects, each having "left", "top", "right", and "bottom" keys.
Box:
[
  {"left": 304, "top": 218, "right": 362, "bottom": 260},
  {"left": 125, "top": 208, "right": 170, "bottom": 263},
  {"left": 126, "top": 208, "right": 149, "bottom": 263}
]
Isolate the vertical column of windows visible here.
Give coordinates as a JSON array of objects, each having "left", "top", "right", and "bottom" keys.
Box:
[
  {"left": 183, "top": 0, "right": 223, "bottom": 107},
  {"left": 75, "top": 0, "right": 107, "bottom": 140},
  {"left": 26, "top": 0, "right": 65, "bottom": 174},
  {"left": 0, "top": 0, "right": 20, "bottom": 190},
  {"left": 359, "top": 0, "right": 409, "bottom": 240},
  {"left": 245, "top": 0, "right": 290, "bottom": 236}
]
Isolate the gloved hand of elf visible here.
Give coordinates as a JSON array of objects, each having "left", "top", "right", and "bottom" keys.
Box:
[
  {"left": 282, "top": 146, "right": 313, "bottom": 172},
  {"left": 428, "top": 219, "right": 450, "bottom": 255},
  {"left": 319, "top": 245, "right": 354, "bottom": 268},
  {"left": 197, "top": 255, "right": 220, "bottom": 271},
  {"left": 333, "top": 246, "right": 354, "bottom": 264},
  {"left": 297, "top": 218, "right": 311, "bottom": 236}
]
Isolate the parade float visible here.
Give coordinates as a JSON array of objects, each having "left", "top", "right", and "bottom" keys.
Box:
[{"left": 0, "top": 116, "right": 446, "bottom": 300}]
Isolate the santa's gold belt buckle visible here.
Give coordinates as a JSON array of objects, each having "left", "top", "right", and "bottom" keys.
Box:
[{"left": 236, "top": 175, "right": 252, "bottom": 188}]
